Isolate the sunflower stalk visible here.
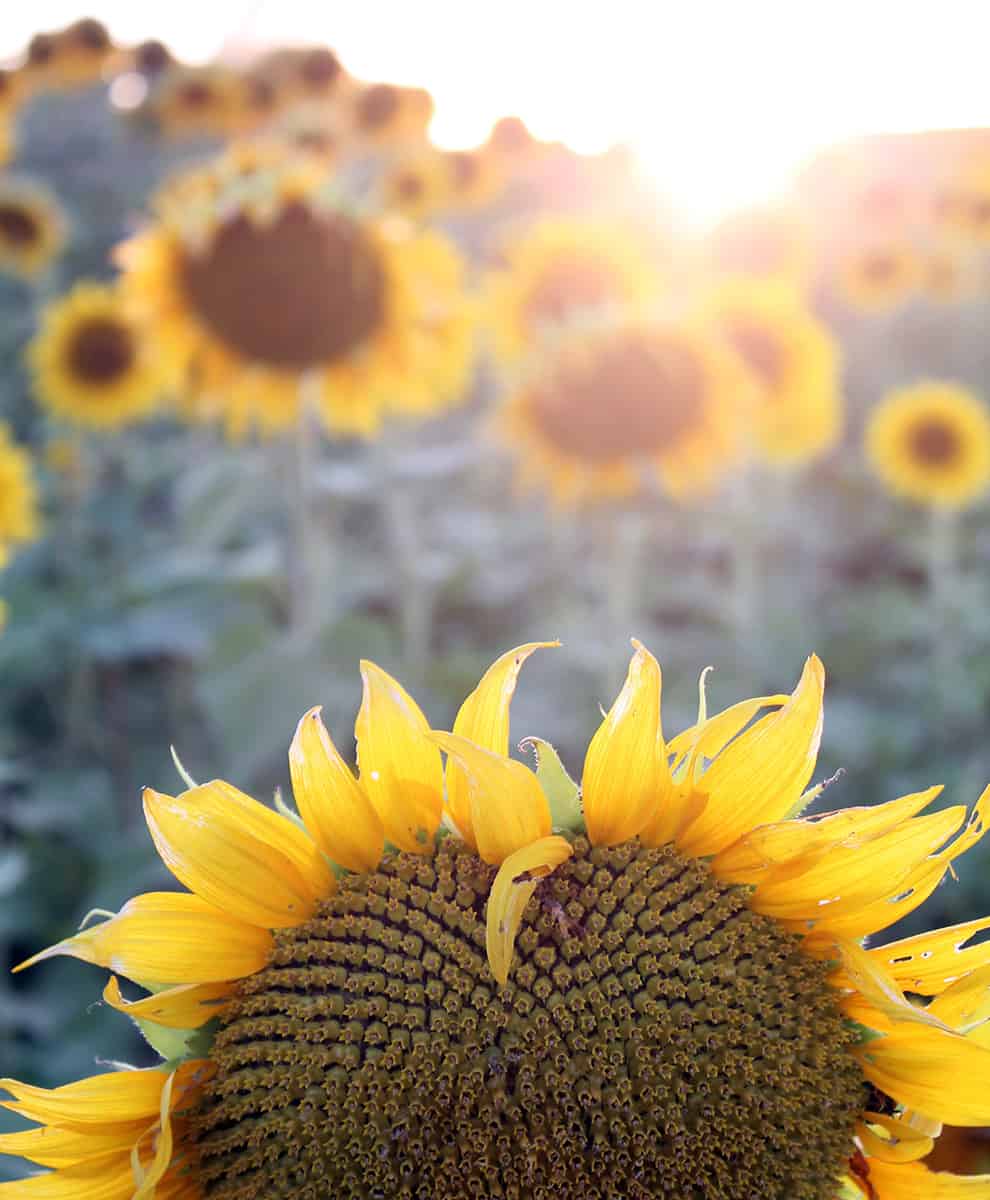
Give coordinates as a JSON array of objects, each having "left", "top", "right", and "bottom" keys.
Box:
[
  {"left": 284, "top": 377, "right": 328, "bottom": 637},
  {"left": 603, "top": 507, "right": 648, "bottom": 695},
  {"left": 728, "top": 465, "right": 763, "bottom": 684},
  {"left": 927, "top": 505, "right": 962, "bottom": 727}
]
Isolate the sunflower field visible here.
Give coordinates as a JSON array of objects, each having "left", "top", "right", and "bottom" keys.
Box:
[{"left": 2, "top": 13, "right": 990, "bottom": 1200}]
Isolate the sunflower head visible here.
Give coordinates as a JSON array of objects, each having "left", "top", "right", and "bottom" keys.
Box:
[
  {"left": 0, "top": 66, "right": 27, "bottom": 115},
  {"left": 120, "top": 154, "right": 472, "bottom": 438},
  {"left": 28, "top": 281, "right": 168, "bottom": 430},
  {"left": 351, "top": 81, "right": 430, "bottom": 144},
  {"left": 835, "top": 241, "right": 920, "bottom": 312},
  {"left": 500, "top": 319, "right": 746, "bottom": 503},
  {"left": 867, "top": 381, "right": 990, "bottom": 509},
  {"left": 20, "top": 18, "right": 116, "bottom": 90},
  {"left": 131, "top": 39, "right": 174, "bottom": 78},
  {"left": 149, "top": 65, "right": 241, "bottom": 139},
  {"left": 702, "top": 281, "right": 842, "bottom": 466},
  {"left": 5, "top": 644, "right": 990, "bottom": 1200},
  {"left": 442, "top": 146, "right": 503, "bottom": 208},
  {"left": 0, "top": 421, "right": 41, "bottom": 561},
  {"left": 0, "top": 177, "right": 67, "bottom": 280},
  {"left": 703, "top": 203, "right": 814, "bottom": 285},
  {"left": 295, "top": 46, "right": 344, "bottom": 97},
  {"left": 381, "top": 151, "right": 449, "bottom": 220},
  {"left": 486, "top": 217, "right": 664, "bottom": 363}
]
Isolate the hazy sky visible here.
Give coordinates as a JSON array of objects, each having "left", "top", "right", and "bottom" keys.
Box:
[{"left": 3, "top": 2, "right": 988, "bottom": 222}]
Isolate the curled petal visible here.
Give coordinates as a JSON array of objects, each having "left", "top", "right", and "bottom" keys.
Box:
[
  {"left": 289, "top": 706, "right": 384, "bottom": 872},
  {"left": 486, "top": 835, "right": 573, "bottom": 986},
  {"left": 102, "top": 976, "right": 233, "bottom": 1030},
  {"left": 866, "top": 1157, "right": 990, "bottom": 1198},
  {"left": 857, "top": 1113, "right": 934, "bottom": 1165},
  {"left": 869, "top": 914, "right": 990, "bottom": 996},
  {"left": 356, "top": 660, "right": 444, "bottom": 853},
  {"left": 144, "top": 781, "right": 335, "bottom": 928},
  {"left": 431, "top": 732, "right": 550, "bottom": 864},
  {"left": 446, "top": 641, "right": 557, "bottom": 846},
  {"left": 0, "top": 1068, "right": 169, "bottom": 1130}
]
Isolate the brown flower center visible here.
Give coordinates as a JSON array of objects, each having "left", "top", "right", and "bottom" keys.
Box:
[
  {"left": 727, "top": 321, "right": 787, "bottom": 391},
  {"left": 299, "top": 48, "right": 341, "bottom": 90},
  {"left": 529, "top": 330, "right": 708, "bottom": 462},
  {"left": 523, "top": 260, "right": 625, "bottom": 329},
  {"left": 135, "top": 40, "right": 172, "bottom": 76},
  {"left": 356, "top": 83, "right": 400, "bottom": 132},
  {"left": 0, "top": 205, "right": 41, "bottom": 249},
  {"left": 65, "top": 317, "right": 136, "bottom": 385},
  {"left": 67, "top": 18, "right": 111, "bottom": 52},
  {"left": 909, "top": 418, "right": 962, "bottom": 466},
  {"left": 179, "top": 204, "right": 387, "bottom": 369},
  {"left": 27, "top": 34, "right": 56, "bottom": 66},
  {"left": 860, "top": 253, "right": 898, "bottom": 285}
]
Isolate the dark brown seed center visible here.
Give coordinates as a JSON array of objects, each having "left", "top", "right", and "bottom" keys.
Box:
[
  {"left": 909, "top": 418, "right": 962, "bottom": 466},
  {"left": 0, "top": 205, "right": 41, "bottom": 248},
  {"left": 65, "top": 317, "right": 136, "bottom": 385}
]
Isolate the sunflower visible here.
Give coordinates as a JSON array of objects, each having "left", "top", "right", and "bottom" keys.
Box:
[
  {"left": 834, "top": 242, "right": 920, "bottom": 312},
  {"left": 349, "top": 82, "right": 433, "bottom": 145},
  {"left": 17, "top": 19, "right": 116, "bottom": 91},
  {"left": 486, "top": 217, "right": 664, "bottom": 363},
  {"left": 703, "top": 203, "right": 814, "bottom": 285},
  {"left": 28, "top": 282, "right": 169, "bottom": 430},
  {"left": 922, "top": 245, "right": 979, "bottom": 304},
  {"left": 129, "top": 39, "right": 175, "bottom": 79},
  {"left": 933, "top": 160, "right": 990, "bottom": 242},
  {"left": 119, "top": 153, "right": 472, "bottom": 438},
  {"left": 702, "top": 281, "right": 842, "bottom": 466},
  {"left": 866, "top": 382, "right": 990, "bottom": 510},
  {"left": 6, "top": 644, "right": 990, "bottom": 1200},
  {"left": 442, "top": 147, "right": 503, "bottom": 209},
  {"left": 0, "top": 67, "right": 27, "bottom": 116},
  {"left": 148, "top": 66, "right": 242, "bottom": 139},
  {"left": 500, "top": 319, "right": 747, "bottom": 503},
  {"left": 380, "top": 151, "right": 449, "bottom": 220},
  {"left": 0, "top": 421, "right": 41, "bottom": 565},
  {"left": 0, "top": 177, "right": 67, "bottom": 280}
]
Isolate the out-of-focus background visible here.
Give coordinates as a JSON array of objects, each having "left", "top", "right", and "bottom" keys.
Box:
[{"left": 2, "top": 0, "right": 990, "bottom": 1181}]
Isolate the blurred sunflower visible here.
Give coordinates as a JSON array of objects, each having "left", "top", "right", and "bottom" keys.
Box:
[
  {"left": 0, "top": 115, "right": 14, "bottom": 168},
  {"left": 129, "top": 39, "right": 174, "bottom": 79},
  {"left": 486, "top": 217, "right": 664, "bottom": 363},
  {"left": 6, "top": 644, "right": 990, "bottom": 1200},
  {"left": 119, "top": 153, "right": 471, "bottom": 438},
  {"left": 703, "top": 203, "right": 814, "bottom": 286},
  {"left": 442, "top": 147, "right": 503, "bottom": 209},
  {"left": 933, "top": 161, "right": 990, "bottom": 242},
  {"left": 0, "top": 421, "right": 41, "bottom": 566},
  {"left": 500, "top": 320, "right": 746, "bottom": 502},
  {"left": 0, "top": 67, "right": 27, "bottom": 116},
  {"left": 28, "top": 282, "right": 168, "bottom": 430},
  {"left": 835, "top": 242, "right": 919, "bottom": 312},
  {"left": 350, "top": 81, "right": 432, "bottom": 145},
  {"left": 148, "top": 66, "right": 241, "bottom": 139},
  {"left": 923, "top": 246, "right": 978, "bottom": 304},
  {"left": 380, "top": 151, "right": 448, "bottom": 220},
  {"left": 18, "top": 19, "right": 116, "bottom": 91},
  {"left": 702, "top": 282, "right": 842, "bottom": 466},
  {"left": 867, "top": 382, "right": 990, "bottom": 510},
  {"left": 0, "top": 177, "right": 66, "bottom": 280}
]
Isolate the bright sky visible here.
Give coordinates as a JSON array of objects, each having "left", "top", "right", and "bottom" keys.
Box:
[{"left": 3, "top": 1, "right": 989, "bottom": 223}]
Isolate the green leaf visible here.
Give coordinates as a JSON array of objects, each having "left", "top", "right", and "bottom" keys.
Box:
[{"left": 520, "top": 738, "right": 583, "bottom": 833}]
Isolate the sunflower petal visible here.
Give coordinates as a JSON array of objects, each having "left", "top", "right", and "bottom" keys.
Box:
[
  {"left": 355, "top": 660, "right": 444, "bottom": 853},
  {"left": 666, "top": 692, "right": 789, "bottom": 760},
  {"left": 0, "top": 1069, "right": 168, "bottom": 1130},
  {"left": 856, "top": 1025, "right": 990, "bottom": 1125},
  {"left": 866, "top": 1157, "right": 990, "bottom": 1198},
  {"left": 869, "top": 915, "right": 990, "bottom": 995},
  {"left": 102, "top": 976, "right": 233, "bottom": 1030},
  {"left": 582, "top": 641, "right": 667, "bottom": 846},
  {"left": 289, "top": 706, "right": 384, "bottom": 872},
  {"left": 0, "top": 1154, "right": 137, "bottom": 1197},
  {"left": 486, "top": 835, "right": 573, "bottom": 986},
  {"left": 677, "top": 656, "right": 825, "bottom": 856},
  {"left": 144, "top": 782, "right": 335, "bottom": 928},
  {"left": 13, "top": 892, "right": 272, "bottom": 985},
  {"left": 446, "top": 642, "right": 557, "bottom": 846},
  {"left": 857, "top": 1112, "right": 934, "bottom": 1165},
  {"left": 0, "top": 1125, "right": 141, "bottom": 1169},
  {"left": 832, "top": 941, "right": 953, "bottom": 1031},
  {"left": 431, "top": 732, "right": 550, "bottom": 864},
  {"left": 927, "top": 963, "right": 990, "bottom": 1033}
]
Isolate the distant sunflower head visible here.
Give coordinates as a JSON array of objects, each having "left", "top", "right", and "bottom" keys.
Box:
[
  {"left": 867, "top": 381, "right": 990, "bottom": 509},
  {"left": 487, "top": 217, "right": 664, "bottom": 363},
  {"left": 19, "top": 19, "right": 115, "bottom": 90},
  {"left": 933, "top": 161, "right": 990, "bottom": 242},
  {"left": 148, "top": 65, "right": 241, "bottom": 139},
  {"left": 704, "top": 203, "right": 814, "bottom": 285},
  {"left": 0, "top": 421, "right": 41, "bottom": 564},
  {"left": 28, "top": 282, "right": 167, "bottom": 430},
  {"left": 702, "top": 281, "right": 842, "bottom": 466},
  {"left": 0, "top": 177, "right": 67, "bottom": 280},
  {"left": 294, "top": 46, "right": 344, "bottom": 99},
  {"left": 442, "top": 146, "right": 503, "bottom": 208},
  {"left": 350, "top": 81, "right": 429, "bottom": 144},
  {"left": 119, "top": 155, "right": 472, "bottom": 438},
  {"left": 381, "top": 151, "right": 448, "bottom": 220},
  {"left": 835, "top": 241, "right": 920, "bottom": 312},
  {"left": 130, "top": 39, "right": 174, "bottom": 79},
  {"left": 6, "top": 643, "right": 990, "bottom": 1200},
  {"left": 922, "top": 245, "right": 979, "bottom": 303},
  {"left": 501, "top": 320, "right": 746, "bottom": 503}
]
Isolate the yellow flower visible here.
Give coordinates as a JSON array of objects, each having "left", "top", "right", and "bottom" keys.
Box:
[
  {"left": 0, "top": 422, "right": 41, "bottom": 562},
  {"left": 349, "top": 82, "right": 432, "bottom": 145},
  {"left": 703, "top": 202, "right": 814, "bottom": 285},
  {"left": 147, "top": 66, "right": 243, "bottom": 139},
  {"left": 867, "top": 382, "right": 990, "bottom": 510},
  {"left": 6, "top": 644, "right": 990, "bottom": 1199},
  {"left": 0, "top": 177, "right": 67, "bottom": 280},
  {"left": 28, "top": 282, "right": 168, "bottom": 430},
  {"left": 441, "top": 147, "right": 503, "bottom": 209},
  {"left": 835, "top": 242, "right": 920, "bottom": 312},
  {"left": 486, "top": 217, "right": 664, "bottom": 363},
  {"left": 128, "top": 39, "right": 174, "bottom": 79},
  {"left": 17, "top": 19, "right": 116, "bottom": 92},
  {"left": 0, "top": 67, "right": 27, "bottom": 117},
  {"left": 118, "top": 154, "right": 473, "bottom": 439},
  {"left": 499, "top": 319, "right": 748, "bottom": 503},
  {"left": 380, "top": 151, "right": 449, "bottom": 220},
  {"left": 922, "top": 245, "right": 980, "bottom": 304},
  {"left": 702, "top": 280, "right": 842, "bottom": 466},
  {"left": 934, "top": 159, "right": 990, "bottom": 242}
]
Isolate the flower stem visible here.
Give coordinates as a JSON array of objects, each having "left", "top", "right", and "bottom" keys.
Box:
[
  {"left": 728, "top": 466, "right": 762, "bottom": 683},
  {"left": 285, "top": 376, "right": 326, "bottom": 637},
  {"left": 603, "top": 506, "right": 648, "bottom": 695},
  {"left": 928, "top": 505, "right": 961, "bottom": 727}
]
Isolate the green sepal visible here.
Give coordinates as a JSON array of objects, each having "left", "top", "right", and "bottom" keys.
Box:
[
  {"left": 133, "top": 1014, "right": 220, "bottom": 1064},
  {"left": 521, "top": 738, "right": 584, "bottom": 833},
  {"left": 844, "top": 1018, "right": 884, "bottom": 1046}
]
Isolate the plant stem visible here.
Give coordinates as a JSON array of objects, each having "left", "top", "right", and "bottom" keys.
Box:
[
  {"left": 603, "top": 506, "right": 648, "bottom": 695},
  {"left": 928, "top": 505, "right": 960, "bottom": 727},
  {"left": 285, "top": 375, "right": 325, "bottom": 637},
  {"left": 728, "top": 466, "right": 762, "bottom": 685}
]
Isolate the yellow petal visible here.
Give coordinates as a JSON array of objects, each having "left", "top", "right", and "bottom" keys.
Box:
[
  {"left": 0, "top": 1069, "right": 168, "bottom": 1130},
  {"left": 857, "top": 1113, "right": 934, "bottom": 1165},
  {"left": 0, "top": 1154, "right": 136, "bottom": 1198},
  {"left": 677, "top": 655, "right": 825, "bottom": 856},
  {"left": 807, "top": 858, "right": 950, "bottom": 941},
  {"left": 288, "top": 706, "right": 384, "bottom": 872},
  {"left": 13, "top": 892, "right": 272, "bottom": 985},
  {"left": 870, "top": 915, "right": 990, "bottom": 996},
  {"left": 832, "top": 941, "right": 953, "bottom": 1032},
  {"left": 666, "top": 692, "right": 789, "bottom": 760},
  {"left": 582, "top": 640, "right": 667, "bottom": 846},
  {"left": 0, "top": 1126, "right": 140, "bottom": 1169},
  {"left": 431, "top": 732, "right": 550, "bottom": 864},
  {"left": 102, "top": 976, "right": 233, "bottom": 1030},
  {"left": 355, "top": 660, "right": 444, "bottom": 853},
  {"left": 867, "top": 1158, "right": 990, "bottom": 1198},
  {"left": 131, "top": 1069, "right": 180, "bottom": 1200},
  {"left": 446, "top": 641, "right": 557, "bottom": 846},
  {"left": 486, "top": 835, "right": 573, "bottom": 986},
  {"left": 144, "top": 781, "right": 335, "bottom": 928},
  {"left": 711, "top": 788, "right": 942, "bottom": 885},
  {"left": 927, "top": 963, "right": 990, "bottom": 1033},
  {"left": 856, "top": 1025, "right": 990, "bottom": 1125}
]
